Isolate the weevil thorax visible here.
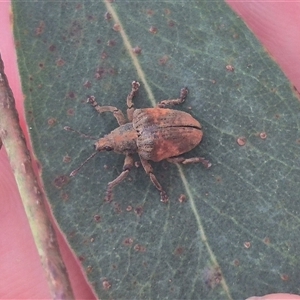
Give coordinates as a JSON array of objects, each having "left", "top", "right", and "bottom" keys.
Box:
[{"left": 95, "top": 122, "right": 138, "bottom": 155}]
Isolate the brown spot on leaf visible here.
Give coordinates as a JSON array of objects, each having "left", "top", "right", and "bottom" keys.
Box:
[
  {"left": 83, "top": 80, "right": 92, "bottom": 88},
  {"left": 86, "top": 265, "right": 93, "bottom": 274},
  {"left": 280, "top": 274, "right": 289, "bottom": 281},
  {"left": 226, "top": 65, "right": 234, "bottom": 72},
  {"left": 216, "top": 176, "right": 222, "bottom": 183},
  {"left": 174, "top": 247, "right": 184, "bottom": 256},
  {"left": 93, "top": 215, "right": 101, "bottom": 222},
  {"left": 178, "top": 194, "right": 187, "bottom": 203},
  {"left": 146, "top": 9, "right": 154, "bottom": 16},
  {"left": 233, "top": 259, "right": 240, "bottom": 267},
  {"left": 101, "top": 52, "right": 108, "bottom": 59},
  {"left": 114, "top": 203, "right": 122, "bottom": 214},
  {"left": 149, "top": 26, "right": 158, "bottom": 34},
  {"left": 63, "top": 154, "right": 71, "bottom": 163},
  {"left": 104, "top": 12, "right": 112, "bottom": 21},
  {"left": 68, "top": 20, "right": 83, "bottom": 44},
  {"left": 49, "top": 44, "right": 56, "bottom": 52},
  {"left": 164, "top": 8, "right": 171, "bottom": 15},
  {"left": 123, "top": 237, "right": 134, "bottom": 246},
  {"left": 95, "top": 67, "right": 105, "bottom": 80},
  {"left": 87, "top": 15, "right": 95, "bottom": 21},
  {"left": 53, "top": 175, "right": 69, "bottom": 189},
  {"left": 126, "top": 205, "right": 133, "bottom": 211},
  {"left": 113, "top": 23, "right": 121, "bottom": 31},
  {"left": 107, "top": 39, "right": 116, "bottom": 47},
  {"left": 259, "top": 132, "right": 267, "bottom": 140},
  {"left": 244, "top": 241, "right": 251, "bottom": 249},
  {"left": 107, "top": 68, "right": 116, "bottom": 75},
  {"left": 67, "top": 108, "right": 75, "bottom": 116},
  {"left": 236, "top": 136, "right": 246, "bottom": 146},
  {"left": 134, "top": 244, "right": 146, "bottom": 252},
  {"left": 270, "top": 87, "right": 278, "bottom": 94},
  {"left": 56, "top": 58, "right": 65, "bottom": 67},
  {"left": 134, "top": 206, "right": 144, "bottom": 217},
  {"left": 68, "top": 231, "right": 76, "bottom": 239},
  {"left": 168, "top": 20, "right": 176, "bottom": 27},
  {"left": 68, "top": 91, "right": 76, "bottom": 99},
  {"left": 47, "top": 118, "right": 57, "bottom": 126},
  {"left": 61, "top": 192, "right": 69, "bottom": 202},
  {"left": 35, "top": 21, "right": 45, "bottom": 35},
  {"left": 203, "top": 266, "right": 222, "bottom": 289},
  {"left": 102, "top": 279, "right": 112, "bottom": 290},
  {"left": 159, "top": 55, "right": 169, "bottom": 65},
  {"left": 132, "top": 46, "right": 142, "bottom": 55}
]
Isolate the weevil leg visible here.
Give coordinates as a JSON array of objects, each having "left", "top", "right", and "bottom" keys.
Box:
[
  {"left": 105, "top": 155, "right": 134, "bottom": 202},
  {"left": 139, "top": 157, "right": 168, "bottom": 203},
  {"left": 87, "top": 96, "right": 127, "bottom": 125},
  {"left": 157, "top": 87, "right": 188, "bottom": 108},
  {"left": 127, "top": 81, "right": 140, "bottom": 122},
  {"left": 167, "top": 156, "right": 212, "bottom": 169}
]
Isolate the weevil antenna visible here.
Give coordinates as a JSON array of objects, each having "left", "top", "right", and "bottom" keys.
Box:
[
  {"left": 70, "top": 151, "right": 98, "bottom": 177},
  {"left": 64, "top": 126, "right": 97, "bottom": 140}
]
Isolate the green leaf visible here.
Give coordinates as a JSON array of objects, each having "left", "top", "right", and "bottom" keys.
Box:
[{"left": 13, "top": 1, "right": 300, "bottom": 299}]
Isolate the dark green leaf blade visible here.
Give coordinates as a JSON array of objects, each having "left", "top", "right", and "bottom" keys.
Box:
[{"left": 13, "top": 1, "right": 300, "bottom": 299}]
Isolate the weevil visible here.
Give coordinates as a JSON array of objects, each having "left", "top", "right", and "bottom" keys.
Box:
[{"left": 65, "top": 81, "right": 210, "bottom": 202}]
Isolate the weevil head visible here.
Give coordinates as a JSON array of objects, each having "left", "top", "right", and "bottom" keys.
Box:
[
  {"left": 94, "top": 135, "right": 115, "bottom": 152},
  {"left": 94, "top": 124, "right": 138, "bottom": 155}
]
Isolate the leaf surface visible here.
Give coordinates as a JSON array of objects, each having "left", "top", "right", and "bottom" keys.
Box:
[{"left": 13, "top": 1, "right": 300, "bottom": 299}]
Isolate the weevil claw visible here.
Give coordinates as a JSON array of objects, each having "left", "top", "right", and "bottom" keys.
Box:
[
  {"left": 105, "top": 189, "right": 113, "bottom": 203},
  {"left": 131, "top": 81, "right": 140, "bottom": 91},
  {"left": 180, "top": 87, "right": 188, "bottom": 100}
]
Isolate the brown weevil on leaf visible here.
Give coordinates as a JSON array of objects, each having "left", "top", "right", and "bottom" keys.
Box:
[{"left": 65, "top": 81, "right": 211, "bottom": 203}]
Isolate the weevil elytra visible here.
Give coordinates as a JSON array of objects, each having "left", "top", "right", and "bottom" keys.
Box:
[{"left": 66, "top": 81, "right": 210, "bottom": 203}]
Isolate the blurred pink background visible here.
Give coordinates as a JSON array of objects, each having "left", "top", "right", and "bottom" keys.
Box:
[{"left": 1, "top": 1, "right": 299, "bottom": 299}]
